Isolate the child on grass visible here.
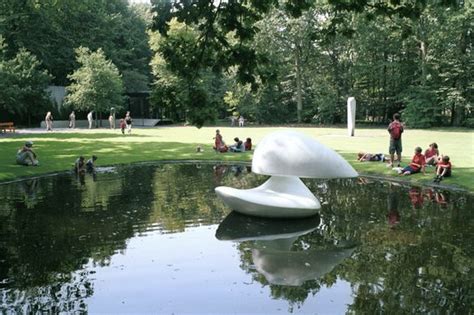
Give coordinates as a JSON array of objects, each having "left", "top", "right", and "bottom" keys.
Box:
[
  {"left": 425, "top": 143, "right": 440, "bottom": 166},
  {"left": 86, "top": 155, "right": 98, "bottom": 173},
  {"left": 120, "top": 119, "right": 126, "bottom": 135},
  {"left": 433, "top": 155, "right": 451, "bottom": 183},
  {"left": 357, "top": 152, "right": 387, "bottom": 162},
  {"left": 399, "top": 147, "right": 426, "bottom": 176}
]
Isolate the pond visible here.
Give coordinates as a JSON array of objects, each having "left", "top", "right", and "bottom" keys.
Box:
[{"left": 0, "top": 163, "right": 472, "bottom": 314}]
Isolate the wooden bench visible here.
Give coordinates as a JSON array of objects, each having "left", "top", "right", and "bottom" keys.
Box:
[{"left": 0, "top": 122, "right": 15, "bottom": 133}]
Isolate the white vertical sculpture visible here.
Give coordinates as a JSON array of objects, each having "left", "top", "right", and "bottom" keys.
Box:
[
  {"left": 347, "top": 97, "right": 356, "bottom": 137},
  {"left": 215, "top": 130, "right": 358, "bottom": 218}
]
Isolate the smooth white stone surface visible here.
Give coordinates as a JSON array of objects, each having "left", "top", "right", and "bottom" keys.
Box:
[
  {"left": 347, "top": 97, "right": 356, "bottom": 136},
  {"left": 252, "top": 130, "right": 358, "bottom": 178},
  {"left": 215, "top": 176, "right": 320, "bottom": 218}
]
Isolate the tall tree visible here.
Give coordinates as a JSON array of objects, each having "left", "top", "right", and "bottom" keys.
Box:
[
  {"left": 0, "top": 38, "right": 51, "bottom": 125},
  {"left": 0, "top": 0, "right": 151, "bottom": 91},
  {"left": 65, "top": 47, "right": 124, "bottom": 125}
]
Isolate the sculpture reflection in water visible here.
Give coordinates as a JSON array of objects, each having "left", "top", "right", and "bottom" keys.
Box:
[{"left": 216, "top": 212, "right": 355, "bottom": 287}]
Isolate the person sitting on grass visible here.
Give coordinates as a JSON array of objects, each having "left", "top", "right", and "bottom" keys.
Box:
[
  {"left": 229, "top": 137, "right": 245, "bottom": 152},
  {"left": 244, "top": 138, "right": 252, "bottom": 151},
  {"left": 357, "top": 152, "right": 387, "bottom": 162},
  {"left": 16, "top": 141, "right": 39, "bottom": 166},
  {"left": 74, "top": 156, "right": 86, "bottom": 174},
  {"left": 399, "top": 147, "right": 426, "bottom": 176},
  {"left": 213, "top": 129, "right": 228, "bottom": 153},
  {"left": 425, "top": 143, "right": 440, "bottom": 166},
  {"left": 86, "top": 155, "right": 98, "bottom": 173},
  {"left": 433, "top": 155, "right": 451, "bottom": 183}
]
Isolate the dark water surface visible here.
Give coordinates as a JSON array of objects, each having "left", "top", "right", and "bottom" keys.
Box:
[{"left": 0, "top": 163, "right": 472, "bottom": 314}]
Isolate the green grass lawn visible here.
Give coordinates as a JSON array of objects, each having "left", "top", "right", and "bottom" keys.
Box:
[{"left": 1, "top": 126, "right": 473, "bottom": 191}]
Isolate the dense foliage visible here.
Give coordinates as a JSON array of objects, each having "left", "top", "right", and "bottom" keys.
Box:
[
  {"left": 0, "top": 0, "right": 471, "bottom": 127},
  {"left": 0, "top": 0, "right": 151, "bottom": 123},
  {"left": 65, "top": 47, "right": 125, "bottom": 123},
  {"left": 151, "top": 0, "right": 473, "bottom": 127},
  {"left": 0, "top": 37, "right": 52, "bottom": 126}
]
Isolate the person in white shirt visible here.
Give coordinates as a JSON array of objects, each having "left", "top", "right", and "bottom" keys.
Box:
[
  {"left": 69, "top": 111, "right": 76, "bottom": 128},
  {"left": 238, "top": 115, "right": 245, "bottom": 127},
  {"left": 87, "top": 111, "right": 94, "bottom": 129}
]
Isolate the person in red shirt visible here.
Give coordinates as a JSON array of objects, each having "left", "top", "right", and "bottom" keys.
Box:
[
  {"left": 213, "top": 129, "right": 228, "bottom": 153},
  {"left": 387, "top": 113, "right": 404, "bottom": 167},
  {"left": 434, "top": 155, "right": 451, "bottom": 183},
  {"left": 401, "top": 147, "right": 426, "bottom": 176},
  {"left": 424, "top": 143, "right": 439, "bottom": 166},
  {"left": 244, "top": 138, "right": 252, "bottom": 151}
]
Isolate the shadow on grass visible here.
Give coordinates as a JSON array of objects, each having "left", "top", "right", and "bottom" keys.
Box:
[{"left": 0, "top": 141, "right": 252, "bottom": 182}]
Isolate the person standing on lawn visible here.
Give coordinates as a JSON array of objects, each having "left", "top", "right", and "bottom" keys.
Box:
[
  {"left": 69, "top": 111, "right": 76, "bottom": 129},
  {"left": 387, "top": 113, "right": 404, "bottom": 167},
  {"left": 87, "top": 110, "right": 94, "bottom": 129},
  {"left": 45, "top": 111, "right": 53, "bottom": 131},
  {"left": 125, "top": 111, "right": 133, "bottom": 134}
]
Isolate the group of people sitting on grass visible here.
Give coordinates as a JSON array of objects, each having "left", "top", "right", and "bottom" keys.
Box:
[
  {"left": 212, "top": 129, "right": 252, "bottom": 153},
  {"left": 396, "top": 144, "right": 451, "bottom": 183},
  {"left": 74, "top": 155, "right": 98, "bottom": 174},
  {"left": 358, "top": 134, "right": 452, "bottom": 184},
  {"left": 15, "top": 140, "right": 98, "bottom": 174}
]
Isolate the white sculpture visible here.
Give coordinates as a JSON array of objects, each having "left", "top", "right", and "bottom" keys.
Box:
[
  {"left": 215, "top": 130, "right": 357, "bottom": 218},
  {"left": 216, "top": 212, "right": 355, "bottom": 286},
  {"left": 347, "top": 97, "right": 356, "bottom": 137}
]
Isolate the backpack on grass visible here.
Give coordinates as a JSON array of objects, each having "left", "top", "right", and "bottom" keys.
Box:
[{"left": 389, "top": 121, "right": 403, "bottom": 140}]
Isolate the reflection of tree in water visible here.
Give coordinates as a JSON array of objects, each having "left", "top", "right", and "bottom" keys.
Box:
[
  {"left": 0, "top": 165, "right": 472, "bottom": 313},
  {"left": 227, "top": 178, "right": 473, "bottom": 313},
  {"left": 236, "top": 241, "right": 326, "bottom": 312},
  {"left": 149, "top": 164, "right": 263, "bottom": 232},
  {"left": 0, "top": 165, "right": 157, "bottom": 312},
  {"left": 217, "top": 211, "right": 353, "bottom": 312},
  {"left": 312, "top": 179, "right": 474, "bottom": 313},
  {"left": 2, "top": 272, "right": 92, "bottom": 313},
  {"left": 0, "top": 163, "right": 265, "bottom": 312}
]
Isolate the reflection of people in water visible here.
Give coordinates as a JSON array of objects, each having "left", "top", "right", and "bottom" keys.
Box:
[
  {"left": 231, "top": 165, "right": 243, "bottom": 177},
  {"left": 387, "top": 185, "right": 400, "bottom": 228},
  {"left": 409, "top": 187, "right": 424, "bottom": 209},
  {"left": 213, "top": 165, "right": 227, "bottom": 183},
  {"left": 20, "top": 179, "right": 39, "bottom": 208},
  {"left": 435, "top": 191, "right": 449, "bottom": 208},
  {"left": 76, "top": 171, "right": 86, "bottom": 186}
]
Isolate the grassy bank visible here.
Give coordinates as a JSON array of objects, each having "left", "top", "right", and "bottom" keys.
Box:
[{"left": 0, "top": 126, "right": 472, "bottom": 191}]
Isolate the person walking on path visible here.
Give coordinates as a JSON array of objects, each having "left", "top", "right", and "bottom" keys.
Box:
[
  {"left": 238, "top": 115, "right": 245, "bottom": 127},
  {"left": 87, "top": 110, "right": 94, "bottom": 129},
  {"left": 45, "top": 111, "right": 53, "bottom": 131},
  {"left": 125, "top": 111, "right": 133, "bottom": 134},
  {"left": 387, "top": 113, "right": 404, "bottom": 167},
  {"left": 69, "top": 111, "right": 76, "bottom": 129}
]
